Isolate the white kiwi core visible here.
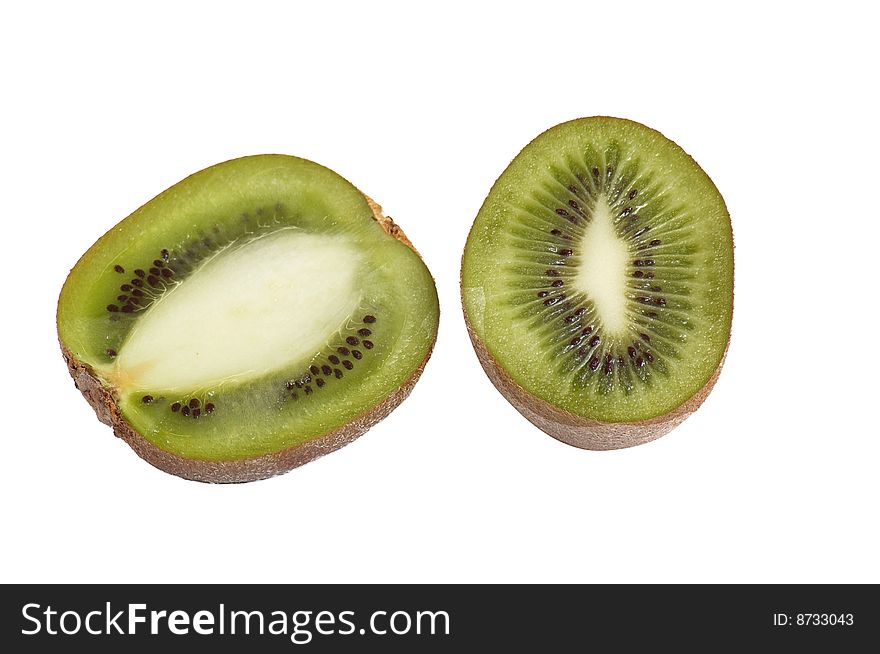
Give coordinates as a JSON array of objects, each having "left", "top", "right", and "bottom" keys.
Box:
[
  {"left": 114, "top": 229, "right": 362, "bottom": 392},
  {"left": 572, "top": 196, "right": 631, "bottom": 335}
]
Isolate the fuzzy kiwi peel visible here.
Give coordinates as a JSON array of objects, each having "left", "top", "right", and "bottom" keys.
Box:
[
  {"left": 58, "top": 155, "right": 439, "bottom": 482},
  {"left": 461, "top": 117, "right": 733, "bottom": 449}
]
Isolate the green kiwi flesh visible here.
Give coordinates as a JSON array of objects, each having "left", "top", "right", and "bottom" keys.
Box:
[
  {"left": 58, "top": 155, "right": 439, "bottom": 482},
  {"left": 461, "top": 117, "right": 732, "bottom": 449}
]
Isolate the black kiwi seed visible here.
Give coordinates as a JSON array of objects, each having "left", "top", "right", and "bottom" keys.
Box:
[
  {"left": 538, "top": 291, "right": 549, "bottom": 298},
  {"left": 337, "top": 346, "right": 350, "bottom": 355},
  {"left": 149, "top": 267, "right": 160, "bottom": 276},
  {"left": 107, "top": 304, "right": 119, "bottom": 312},
  {"left": 334, "top": 369, "right": 343, "bottom": 379},
  {"left": 171, "top": 402, "right": 181, "bottom": 412},
  {"left": 161, "top": 268, "right": 173, "bottom": 278},
  {"left": 634, "top": 270, "right": 644, "bottom": 278},
  {"left": 546, "top": 269, "right": 559, "bottom": 277},
  {"left": 120, "top": 284, "right": 132, "bottom": 291},
  {"left": 135, "top": 269, "right": 145, "bottom": 278},
  {"left": 181, "top": 406, "right": 190, "bottom": 416},
  {"left": 310, "top": 365, "right": 319, "bottom": 375},
  {"left": 589, "top": 356, "right": 600, "bottom": 370},
  {"left": 603, "top": 356, "right": 613, "bottom": 374},
  {"left": 570, "top": 336, "right": 582, "bottom": 346},
  {"left": 640, "top": 333, "right": 651, "bottom": 342},
  {"left": 342, "top": 360, "right": 353, "bottom": 370},
  {"left": 147, "top": 275, "right": 160, "bottom": 287},
  {"left": 286, "top": 380, "right": 296, "bottom": 390},
  {"left": 117, "top": 295, "right": 128, "bottom": 302},
  {"left": 363, "top": 315, "right": 376, "bottom": 323},
  {"left": 121, "top": 305, "right": 135, "bottom": 313},
  {"left": 628, "top": 346, "right": 637, "bottom": 358},
  {"left": 588, "top": 336, "right": 600, "bottom": 347},
  {"left": 582, "top": 325, "right": 593, "bottom": 335},
  {"left": 635, "top": 357, "right": 645, "bottom": 368},
  {"left": 551, "top": 280, "right": 563, "bottom": 288},
  {"left": 106, "top": 349, "right": 117, "bottom": 358},
  {"left": 650, "top": 239, "right": 662, "bottom": 246},
  {"left": 559, "top": 248, "right": 573, "bottom": 257},
  {"left": 131, "top": 278, "right": 144, "bottom": 287},
  {"left": 358, "top": 328, "right": 371, "bottom": 337},
  {"left": 629, "top": 189, "right": 638, "bottom": 199},
  {"left": 161, "top": 249, "right": 169, "bottom": 261},
  {"left": 329, "top": 355, "right": 340, "bottom": 365},
  {"left": 153, "top": 259, "right": 165, "bottom": 268},
  {"left": 362, "top": 340, "right": 373, "bottom": 349},
  {"left": 192, "top": 408, "right": 201, "bottom": 418},
  {"left": 132, "top": 289, "right": 145, "bottom": 297},
  {"left": 294, "top": 380, "right": 303, "bottom": 389},
  {"left": 645, "top": 352, "right": 655, "bottom": 363},
  {"left": 316, "top": 378, "right": 325, "bottom": 388},
  {"left": 189, "top": 398, "right": 200, "bottom": 409},
  {"left": 321, "top": 365, "right": 332, "bottom": 376},
  {"left": 346, "top": 336, "right": 359, "bottom": 346},
  {"left": 113, "top": 265, "right": 125, "bottom": 273},
  {"left": 352, "top": 350, "right": 362, "bottom": 360},
  {"left": 304, "top": 385, "right": 313, "bottom": 395},
  {"left": 301, "top": 373, "right": 311, "bottom": 384},
  {"left": 142, "top": 395, "right": 153, "bottom": 404}
]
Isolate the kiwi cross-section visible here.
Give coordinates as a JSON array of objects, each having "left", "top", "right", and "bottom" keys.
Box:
[
  {"left": 461, "top": 117, "right": 733, "bottom": 450},
  {"left": 58, "top": 155, "right": 439, "bottom": 482}
]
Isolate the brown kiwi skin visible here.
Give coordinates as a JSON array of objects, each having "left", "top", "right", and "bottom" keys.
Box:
[
  {"left": 460, "top": 117, "right": 733, "bottom": 450},
  {"left": 59, "top": 199, "right": 437, "bottom": 483},
  {"left": 463, "top": 317, "right": 728, "bottom": 450}
]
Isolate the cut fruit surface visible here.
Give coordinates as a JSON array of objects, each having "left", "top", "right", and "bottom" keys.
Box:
[
  {"left": 461, "top": 117, "right": 732, "bottom": 447},
  {"left": 58, "top": 155, "right": 439, "bottom": 480}
]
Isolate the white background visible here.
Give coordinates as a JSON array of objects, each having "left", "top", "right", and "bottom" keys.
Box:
[{"left": 2, "top": 1, "right": 878, "bottom": 584}]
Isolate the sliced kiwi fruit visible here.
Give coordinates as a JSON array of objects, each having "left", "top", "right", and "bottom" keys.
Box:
[
  {"left": 58, "top": 155, "right": 439, "bottom": 482},
  {"left": 461, "top": 117, "right": 733, "bottom": 449}
]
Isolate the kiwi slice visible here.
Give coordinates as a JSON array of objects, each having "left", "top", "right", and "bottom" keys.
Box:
[
  {"left": 58, "top": 155, "right": 439, "bottom": 482},
  {"left": 461, "top": 117, "right": 733, "bottom": 449}
]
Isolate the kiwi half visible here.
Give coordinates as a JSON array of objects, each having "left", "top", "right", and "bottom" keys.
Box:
[
  {"left": 461, "top": 117, "right": 733, "bottom": 449},
  {"left": 58, "top": 155, "right": 439, "bottom": 482}
]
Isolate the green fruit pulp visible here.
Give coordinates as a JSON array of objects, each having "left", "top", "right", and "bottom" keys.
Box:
[{"left": 461, "top": 118, "right": 733, "bottom": 423}]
